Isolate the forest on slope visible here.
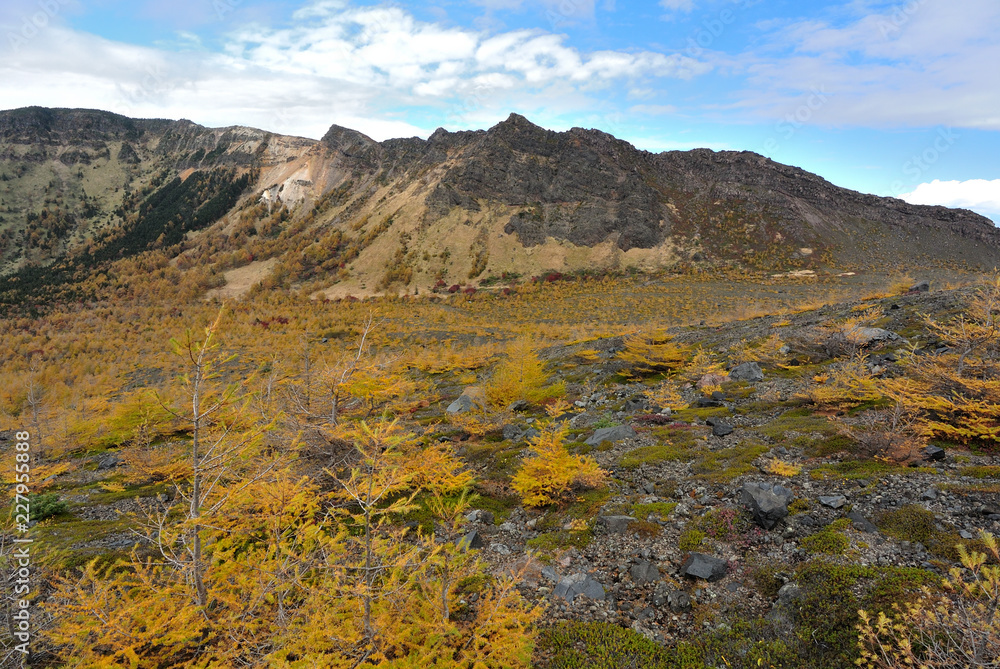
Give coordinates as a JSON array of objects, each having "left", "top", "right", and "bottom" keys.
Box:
[{"left": 0, "top": 264, "right": 998, "bottom": 668}]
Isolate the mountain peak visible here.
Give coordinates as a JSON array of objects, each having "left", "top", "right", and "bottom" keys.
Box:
[
  {"left": 320, "top": 123, "right": 377, "bottom": 150},
  {"left": 493, "top": 112, "right": 539, "bottom": 131}
]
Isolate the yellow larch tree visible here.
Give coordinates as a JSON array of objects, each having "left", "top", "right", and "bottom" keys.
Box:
[{"left": 512, "top": 416, "right": 606, "bottom": 508}]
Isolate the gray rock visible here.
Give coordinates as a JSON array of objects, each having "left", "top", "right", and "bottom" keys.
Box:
[
  {"left": 979, "top": 503, "right": 1000, "bottom": 516},
  {"left": 819, "top": 495, "right": 847, "bottom": 509},
  {"left": 741, "top": 482, "right": 794, "bottom": 530},
  {"left": 679, "top": 553, "right": 728, "bottom": 582},
  {"left": 624, "top": 396, "right": 650, "bottom": 412},
  {"left": 458, "top": 530, "right": 484, "bottom": 551},
  {"left": 960, "top": 530, "right": 975, "bottom": 540},
  {"left": 541, "top": 565, "right": 560, "bottom": 583},
  {"left": 654, "top": 585, "right": 693, "bottom": 612},
  {"left": 596, "top": 515, "right": 637, "bottom": 534},
  {"left": 711, "top": 420, "right": 734, "bottom": 437},
  {"left": 729, "top": 361, "right": 764, "bottom": 382},
  {"left": 767, "top": 582, "right": 803, "bottom": 628},
  {"left": 847, "top": 511, "right": 878, "bottom": 533},
  {"left": 845, "top": 327, "right": 899, "bottom": 346},
  {"left": 667, "top": 589, "right": 692, "bottom": 612},
  {"left": 584, "top": 424, "right": 637, "bottom": 446},
  {"left": 447, "top": 395, "right": 474, "bottom": 414},
  {"left": 641, "top": 481, "right": 656, "bottom": 495},
  {"left": 921, "top": 488, "right": 938, "bottom": 501},
  {"left": 466, "top": 509, "right": 495, "bottom": 525},
  {"left": 97, "top": 453, "right": 120, "bottom": 471},
  {"left": 553, "top": 573, "right": 606, "bottom": 602},
  {"left": 502, "top": 424, "right": 524, "bottom": 441},
  {"left": 523, "top": 428, "right": 541, "bottom": 441},
  {"left": 695, "top": 397, "right": 726, "bottom": 408},
  {"left": 491, "top": 543, "right": 511, "bottom": 555},
  {"left": 924, "top": 445, "right": 946, "bottom": 461},
  {"left": 910, "top": 280, "right": 930, "bottom": 293},
  {"left": 630, "top": 560, "right": 660, "bottom": 584}
]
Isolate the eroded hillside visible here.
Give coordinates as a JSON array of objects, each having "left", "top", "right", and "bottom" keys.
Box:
[{"left": 2, "top": 107, "right": 1000, "bottom": 312}]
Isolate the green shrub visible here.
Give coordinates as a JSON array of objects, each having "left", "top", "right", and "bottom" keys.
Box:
[
  {"left": 29, "top": 492, "right": 69, "bottom": 521},
  {"left": 801, "top": 527, "right": 850, "bottom": 555},
  {"left": 539, "top": 621, "right": 704, "bottom": 669},
  {"left": 679, "top": 528, "right": 705, "bottom": 551},
  {"left": 632, "top": 502, "right": 677, "bottom": 521},
  {"left": 874, "top": 504, "right": 967, "bottom": 560},
  {"left": 794, "top": 561, "right": 938, "bottom": 668}
]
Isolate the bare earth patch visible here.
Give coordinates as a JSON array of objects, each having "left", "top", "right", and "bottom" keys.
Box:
[{"left": 205, "top": 258, "right": 277, "bottom": 300}]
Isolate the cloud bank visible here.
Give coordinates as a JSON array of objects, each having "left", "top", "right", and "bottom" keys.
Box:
[{"left": 901, "top": 179, "right": 1000, "bottom": 223}]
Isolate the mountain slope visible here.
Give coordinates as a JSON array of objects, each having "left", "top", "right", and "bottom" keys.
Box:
[{"left": 1, "top": 107, "right": 998, "bottom": 305}]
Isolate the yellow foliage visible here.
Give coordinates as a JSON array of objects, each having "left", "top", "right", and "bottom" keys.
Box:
[
  {"left": 887, "top": 274, "right": 915, "bottom": 295},
  {"left": 511, "top": 422, "right": 606, "bottom": 507},
  {"left": 647, "top": 380, "right": 689, "bottom": 411},
  {"left": 617, "top": 330, "right": 691, "bottom": 376},
  {"left": 447, "top": 406, "right": 507, "bottom": 436},
  {"left": 46, "top": 422, "right": 538, "bottom": 668},
  {"left": 485, "top": 337, "right": 564, "bottom": 408},
  {"left": 765, "top": 459, "right": 802, "bottom": 477},
  {"left": 700, "top": 383, "right": 723, "bottom": 397},
  {"left": 730, "top": 333, "right": 785, "bottom": 366},
  {"left": 545, "top": 398, "right": 576, "bottom": 417},
  {"left": 801, "top": 355, "right": 880, "bottom": 410},
  {"left": 856, "top": 531, "right": 1000, "bottom": 669},
  {"left": 882, "top": 275, "right": 1000, "bottom": 450},
  {"left": 682, "top": 348, "right": 726, "bottom": 384}
]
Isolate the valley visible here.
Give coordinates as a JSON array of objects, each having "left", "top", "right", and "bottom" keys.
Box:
[{"left": 0, "top": 107, "right": 998, "bottom": 668}]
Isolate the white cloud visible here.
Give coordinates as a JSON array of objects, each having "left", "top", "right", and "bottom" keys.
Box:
[
  {"left": 736, "top": 0, "right": 1000, "bottom": 130},
  {"left": 0, "top": 1, "right": 707, "bottom": 140},
  {"left": 628, "top": 136, "right": 729, "bottom": 152},
  {"left": 901, "top": 179, "right": 1000, "bottom": 222},
  {"left": 659, "top": 0, "right": 696, "bottom": 12},
  {"left": 629, "top": 104, "right": 678, "bottom": 115},
  {"left": 471, "top": 0, "right": 598, "bottom": 22}
]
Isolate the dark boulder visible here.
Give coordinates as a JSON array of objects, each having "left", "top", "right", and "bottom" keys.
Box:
[
  {"left": 679, "top": 552, "right": 728, "bottom": 582},
  {"left": 729, "top": 361, "right": 764, "bottom": 382},
  {"left": 741, "top": 482, "right": 794, "bottom": 530}
]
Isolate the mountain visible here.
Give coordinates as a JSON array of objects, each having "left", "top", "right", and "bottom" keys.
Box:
[{"left": 1, "top": 107, "right": 998, "bottom": 304}]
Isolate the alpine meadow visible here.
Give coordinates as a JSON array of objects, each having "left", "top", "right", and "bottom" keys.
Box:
[{"left": 2, "top": 1, "right": 1000, "bottom": 668}]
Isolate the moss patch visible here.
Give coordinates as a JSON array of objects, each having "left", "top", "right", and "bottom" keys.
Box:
[
  {"left": 801, "top": 525, "right": 850, "bottom": 555},
  {"left": 678, "top": 528, "right": 705, "bottom": 551},
  {"left": 527, "top": 529, "right": 593, "bottom": 553},
  {"left": 959, "top": 465, "right": 1000, "bottom": 479},
  {"left": 632, "top": 502, "right": 677, "bottom": 521},
  {"left": 537, "top": 621, "right": 704, "bottom": 669},
  {"left": 808, "top": 459, "right": 908, "bottom": 481},
  {"left": 794, "top": 560, "right": 939, "bottom": 668},
  {"left": 873, "top": 504, "right": 967, "bottom": 560}
]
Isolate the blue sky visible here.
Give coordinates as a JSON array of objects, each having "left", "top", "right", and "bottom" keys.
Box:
[{"left": 2, "top": 0, "right": 998, "bottom": 221}]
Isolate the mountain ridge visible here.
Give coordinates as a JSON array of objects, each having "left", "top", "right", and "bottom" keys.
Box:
[{"left": 0, "top": 106, "right": 998, "bottom": 307}]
